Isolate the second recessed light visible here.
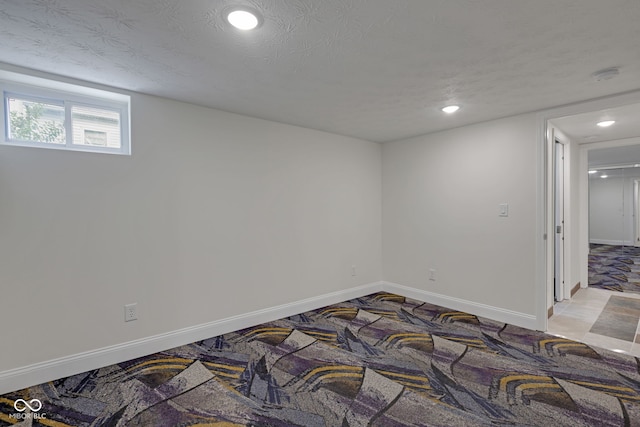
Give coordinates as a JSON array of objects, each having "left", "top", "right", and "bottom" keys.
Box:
[
  {"left": 442, "top": 105, "right": 460, "bottom": 114},
  {"left": 597, "top": 120, "right": 615, "bottom": 128}
]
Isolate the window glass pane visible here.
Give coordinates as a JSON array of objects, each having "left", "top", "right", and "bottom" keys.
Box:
[
  {"left": 71, "top": 105, "right": 121, "bottom": 149},
  {"left": 7, "top": 97, "right": 66, "bottom": 144}
]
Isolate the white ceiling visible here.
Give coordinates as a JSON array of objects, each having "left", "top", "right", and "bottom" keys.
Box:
[
  {"left": 1, "top": 0, "right": 640, "bottom": 143},
  {"left": 550, "top": 101, "right": 640, "bottom": 170},
  {"left": 550, "top": 103, "right": 640, "bottom": 145}
]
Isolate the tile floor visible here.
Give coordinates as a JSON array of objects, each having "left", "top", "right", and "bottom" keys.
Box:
[{"left": 548, "top": 287, "right": 640, "bottom": 357}]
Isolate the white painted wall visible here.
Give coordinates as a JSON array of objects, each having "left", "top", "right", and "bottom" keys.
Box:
[
  {"left": 0, "top": 91, "right": 382, "bottom": 373},
  {"left": 382, "top": 114, "right": 538, "bottom": 316},
  {"left": 589, "top": 174, "right": 638, "bottom": 245}
]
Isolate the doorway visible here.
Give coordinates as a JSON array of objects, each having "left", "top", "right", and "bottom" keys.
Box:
[{"left": 541, "top": 98, "right": 640, "bottom": 355}]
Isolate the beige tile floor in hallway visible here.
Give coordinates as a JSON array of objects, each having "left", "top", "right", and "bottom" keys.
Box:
[{"left": 548, "top": 287, "right": 640, "bottom": 357}]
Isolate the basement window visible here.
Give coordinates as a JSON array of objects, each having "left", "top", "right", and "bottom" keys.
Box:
[{"left": 0, "top": 73, "right": 130, "bottom": 155}]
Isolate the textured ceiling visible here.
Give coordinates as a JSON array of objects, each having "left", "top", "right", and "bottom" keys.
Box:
[{"left": 1, "top": 0, "right": 640, "bottom": 142}]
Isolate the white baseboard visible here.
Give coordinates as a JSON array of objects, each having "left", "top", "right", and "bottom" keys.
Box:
[
  {"left": 382, "top": 282, "right": 538, "bottom": 330},
  {"left": 589, "top": 239, "right": 635, "bottom": 246},
  {"left": 1, "top": 281, "right": 541, "bottom": 395},
  {"left": 0, "top": 282, "right": 383, "bottom": 396}
]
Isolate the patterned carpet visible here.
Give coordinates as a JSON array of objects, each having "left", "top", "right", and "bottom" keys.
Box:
[
  {"left": 589, "top": 244, "right": 640, "bottom": 294},
  {"left": 2, "top": 292, "right": 640, "bottom": 426}
]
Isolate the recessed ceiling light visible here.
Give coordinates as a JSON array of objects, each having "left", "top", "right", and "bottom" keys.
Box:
[
  {"left": 588, "top": 170, "right": 598, "bottom": 174},
  {"left": 441, "top": 105, "right": 460, "bottom": 114},
  {"left": 225, "top": 8, "right": 261, "bottom": 30},
  {"left": 600, "top": 174, "right": 609, "bottom": 178},
  {"left": 597, "top": 120, "right": 615, "bottom": 127}
]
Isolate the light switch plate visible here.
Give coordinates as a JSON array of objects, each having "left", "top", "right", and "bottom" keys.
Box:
[{"left": 499, "top": 203, "right": 509, "bottom": 217}]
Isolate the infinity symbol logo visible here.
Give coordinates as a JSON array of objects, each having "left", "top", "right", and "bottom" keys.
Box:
[{"left": 13, "top": 398, "right": 42, "bottom": 412}]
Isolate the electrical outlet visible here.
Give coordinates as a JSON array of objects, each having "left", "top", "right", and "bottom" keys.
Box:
[
  {"left": 429, "top": 269, "right": 436, "bottom": 281},
  {"left": 351, "top": 265, "right": 357, "bottom": 276},
  {"left": 124, "top": 303, "right": 138, "bottom": 322}
]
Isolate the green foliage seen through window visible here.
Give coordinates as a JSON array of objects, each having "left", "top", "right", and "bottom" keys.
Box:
[{"left": 9, "top": 102, "right": 65, "bottom": 144}]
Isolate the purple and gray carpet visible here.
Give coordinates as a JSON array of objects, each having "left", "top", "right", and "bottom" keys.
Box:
[
  {"left": 2, "top": 292, "right": 640, "bottom": 426},
  {"left": 589, "top": 244, "right": 640, "bottom": 294}
]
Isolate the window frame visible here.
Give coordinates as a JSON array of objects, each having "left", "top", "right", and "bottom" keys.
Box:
[{"left": 0, "top": 79, "right": 130, "bottom": 155}]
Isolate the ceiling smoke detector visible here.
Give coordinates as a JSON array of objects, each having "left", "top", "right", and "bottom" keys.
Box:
[{"left": 591, "top": 67, "right": 620, "bottom": 82}]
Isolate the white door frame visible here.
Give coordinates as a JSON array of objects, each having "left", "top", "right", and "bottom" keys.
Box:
[
  {"left": 535, "top": 90, "right": 640, "bottom": 332},
  {"left": 554, "top": 139, "right": 565, "bottom": 302},
  {"left": 635, "top": 180, "right": 640, "bottom": 247}
]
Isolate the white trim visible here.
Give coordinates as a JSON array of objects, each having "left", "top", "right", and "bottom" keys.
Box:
[
  {"left": 383, "top": 282, "right": 538, "bottom": 330},
  {"left": 0, "top": 279, "right": 562, "bottom": 395},
  {"left": 552, "top": 129, "right": 574, "bottom": 305},
  {"left": 534, "top": 108, "right": 548, "bottom": 332},
  {"left": 0, "top": 282, "right": 383, "bottom": 395},
  {"left": 0, "top": 280, "right": 543, "bottom": 395},
  {"left": 635, "top": 180, "right": 640, "bottom": 247}
]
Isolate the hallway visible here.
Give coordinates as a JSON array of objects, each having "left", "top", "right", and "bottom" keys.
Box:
[{"left": 548, "top": 287, "right": 640, "bottom": 356}]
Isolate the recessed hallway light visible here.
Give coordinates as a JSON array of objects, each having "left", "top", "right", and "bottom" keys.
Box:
[
  {"left": 588, "top": 170, "right": 598, "bottom": 174},
  {"left": 225, "top": 8, "right": 261, "bottom": 30},
  {"left": 597, "top": 120, "right": 615, "bottom": 128},
  {"left": 600, "top": 174, "right": 609, "bottom": 178},
  {"left": 441, "top": 105, "right": 460, "bottom": 114}
]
